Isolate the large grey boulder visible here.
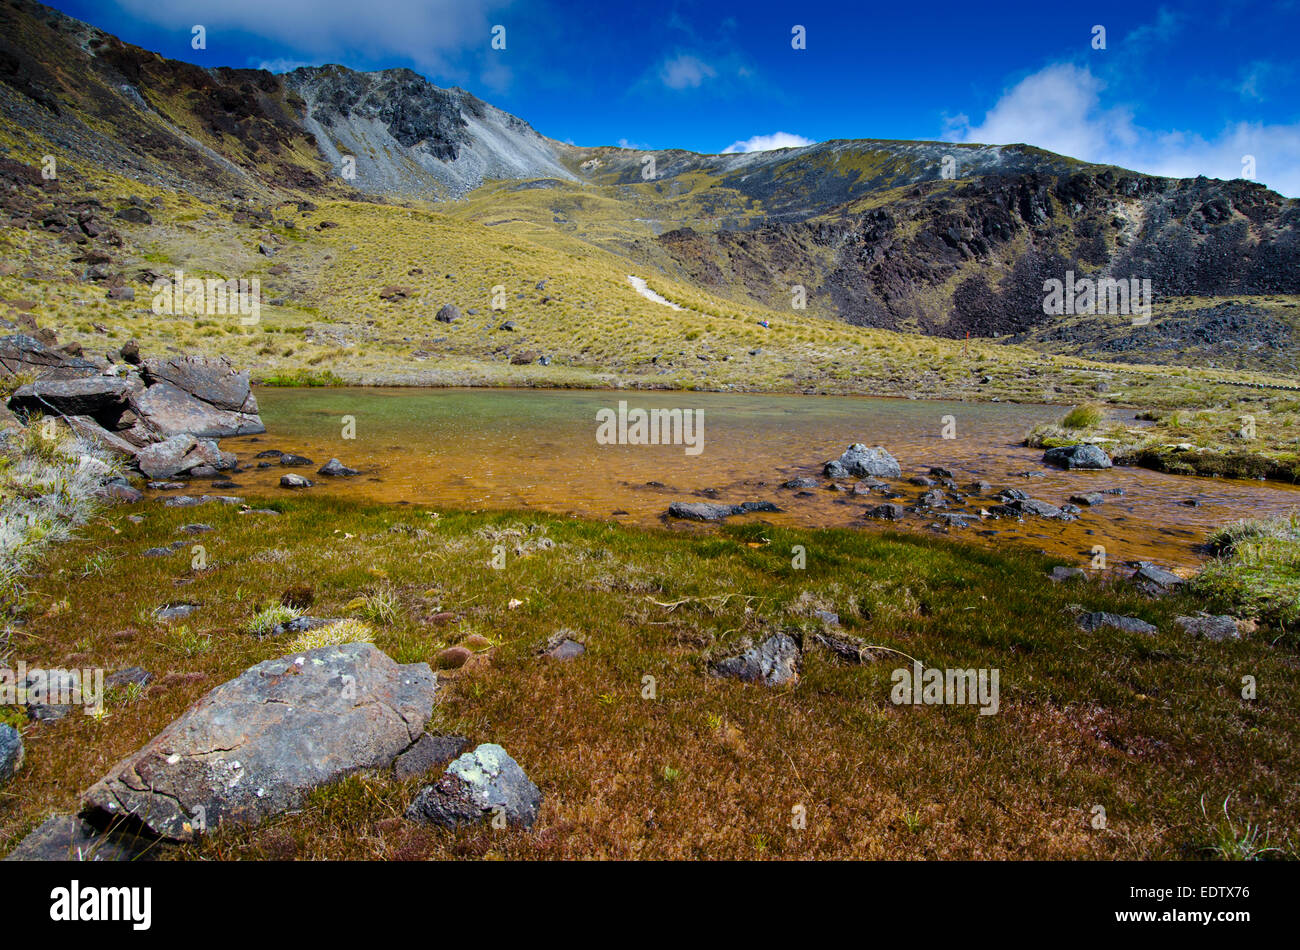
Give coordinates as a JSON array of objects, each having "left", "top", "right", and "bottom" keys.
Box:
[
  {"left": 824, "top": 444, "right": 902, "bottom": 479},
  {"left": 142, "top": 356, "right": 257, "bottom": 413},
  {"left": 82, "top": 643, "right": 436, "bottom": 841},
  {"left": 130, "top": 381, "right": 262, "bottom": 439},
  {"left": 406, "top": 743, "right": 541, "bottom": 829},
  {"left": 3, "top": 815, "right": 151, "bottom": 862},
  {"left": 0, "top": 723, "right": 22, "bottom": 782},
  {"left": 1043, "top": 444, "right": 1112, "bottom": 470},
  {"left": 710, "top": 633, "right": 801, "bottom": 687},
  {"left": 135, "top": 434, "right": 197, "bottom": 478},
  {"left": 9, "top": 376, "right": 132, "bottom": 417}
]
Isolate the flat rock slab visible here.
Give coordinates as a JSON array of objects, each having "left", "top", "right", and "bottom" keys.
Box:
[
  {"left": 1077, "top": 612, "right": 1157, "bottom": 636},
  {"left": 3, "top": 815, "right": 153, "bottom": 862},
  {"left": 1133, "top": 564, "right": 1186, "bottom": 595},
  {"left": 667, "top": 501, "right": 779, "bottom": 521},
  {"left": 406, "top": 743, "right": 541, "bottom": 829},
  {"left": 710, "top": 633, "right": 801, "bottom": 687},
  {"left": 82, "top": 643, "right": 436, "bottom": 841},
  {"left": 1175, "top": 614, "right": 1241, "bottom": 641}
]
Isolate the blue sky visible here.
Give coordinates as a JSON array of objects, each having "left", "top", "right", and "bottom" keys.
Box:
[{"left": 46, "top": 0, "right": 1300, "bottom": 196}]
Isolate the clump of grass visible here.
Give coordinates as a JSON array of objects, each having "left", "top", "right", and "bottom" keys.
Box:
[
  {"left": 1201, "top": 795, "right": 1285, "bottom": 861},
  {"left": 245, "top": 603, "right": 302, "bottom": 637},
  {"left": 357, "top": 582, "right": 401, "bottom": 626},
  {"left": 1193, "top": 513, "right": 1300, "bottom": 630},
  {"left": 0, "top": 421, "right": 119, "bottom": 614},
  {"left": 286, "top": 618, "right": 374, "bottom": 652},
  {"left": 1061, "top": 402, "right": 1105, "bottom": 429}
]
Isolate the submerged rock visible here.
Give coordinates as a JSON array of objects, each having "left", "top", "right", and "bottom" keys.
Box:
[
  {"left": 666, "top": 501, "right": 780, "bottom": 521},
  {"left": 317, "top": 458, "right": 359, "bottom": 477}
]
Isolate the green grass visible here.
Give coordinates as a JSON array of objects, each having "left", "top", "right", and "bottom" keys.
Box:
[
  {"left": 1193, "top": 513, "right": 1300, "bottom": 634},
  {"left": 2, "top": 495, "right": 1298, "bottom": 860}
]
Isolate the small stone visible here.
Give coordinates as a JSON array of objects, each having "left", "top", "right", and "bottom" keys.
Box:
[
  {"left": 317, "top": 458, "right": 359, "bottom": 477},
  {"left": 1050, "top": 566, "right": 1086, "bottom": 583},
  {"left": 280, "top": 473, "right": 312, "bottom": 489},
  {"left": 435, "top": 646, "right": 472, "bottom": 670}
]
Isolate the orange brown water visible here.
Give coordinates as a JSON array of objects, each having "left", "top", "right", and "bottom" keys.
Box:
[{"left": 208, "top": 387, "right": 1300, "bottom": 572}]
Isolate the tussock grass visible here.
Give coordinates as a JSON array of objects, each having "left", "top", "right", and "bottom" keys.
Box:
[
  {"left": 286, "top": 618, "right": 375, "bottom": 653},
  {"left": 1194, "top": 513, "right": 1300, "bottom": 632},
  {"left": 2, "top": 496, "right": 1298, "bottom": 860},
  {"left": 1062, "top": 402, "right": 1105, "bottom": 429}
]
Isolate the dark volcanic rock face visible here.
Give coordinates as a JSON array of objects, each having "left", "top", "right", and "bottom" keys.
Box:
[
  {"left": 300, "top": 67, "right": 468, "bottom": 158},
  {"left": 656, "top": 169, "right": 1300, "bottom": 356}
]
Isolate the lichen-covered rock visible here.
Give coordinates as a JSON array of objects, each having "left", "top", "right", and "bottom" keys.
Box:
[
  {"left": 0, "top": 723, "right": 23, "bottom": 782},
  {"left": 710, "top": 633, "right": 801, "bottom": 687},
  {"left": 406, "top": 743, "right": 541, "bottom": 829},
  {"left": 82, "top": 643, "right": 436, "bottom": 841},
  {"left": 823, "top": 444, "right": 901, "bottom": 479}
]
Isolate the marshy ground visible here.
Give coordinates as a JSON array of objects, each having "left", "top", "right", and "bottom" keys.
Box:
[{"left": 2, "top": 492, "right": 1297, "bottom": 860}]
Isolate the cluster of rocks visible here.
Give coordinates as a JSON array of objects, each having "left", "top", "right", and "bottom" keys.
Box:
[
  {"left": 664, "top": 441, "right": 1118, "bottom": 529},
  {"left": 3, "top": 335, "right": 264, "bottom": 480},
  {"left": 5, "top": 642, "right": 543, "bottom": 859}
]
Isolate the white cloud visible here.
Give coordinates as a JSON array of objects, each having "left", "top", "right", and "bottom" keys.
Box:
[
  {"left": 254, "top": 57, "right": 317, "bottom": 74},
  {"left": 659, "top": 54, "right": 716, "bottom": 90},
  {"left": 721, "top": 132, "right": 816, "bottom": 154},
  {"left": 945, "top": 63, "right": 1300, "bottom": 198},
  {"left": 114, "top": 0, "right": 511, "bottom": 82}
]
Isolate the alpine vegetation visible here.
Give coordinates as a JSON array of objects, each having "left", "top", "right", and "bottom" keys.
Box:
[{"left": 0, "top": 423, "right": 120, "bottom": 615}]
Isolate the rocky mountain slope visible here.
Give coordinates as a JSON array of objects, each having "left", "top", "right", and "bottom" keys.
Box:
[{"left": 1, "top": 0, "right": 1297, "bottom": 374}]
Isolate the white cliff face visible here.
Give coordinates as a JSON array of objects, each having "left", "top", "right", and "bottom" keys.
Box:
[{"left": 284, "top": 66, "right": 575, "bottom": 199}]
